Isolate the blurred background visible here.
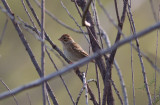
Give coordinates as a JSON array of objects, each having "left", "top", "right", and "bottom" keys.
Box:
[{"left": 0, "top": 0, "right": 160, "bottom": 105}]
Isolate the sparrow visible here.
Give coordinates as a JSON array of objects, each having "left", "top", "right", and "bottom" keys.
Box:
[{"left": 58, "top": 34, "right": 90, "bottom": 62}]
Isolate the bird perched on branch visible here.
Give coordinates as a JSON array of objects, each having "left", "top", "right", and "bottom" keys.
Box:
[{"left": 59, "top": 34, "right": 93, "bottom": 63}]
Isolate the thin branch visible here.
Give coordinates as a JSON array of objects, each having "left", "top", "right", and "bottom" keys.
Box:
[
  {"left": 127, "top": 2, "right": 135, "bottom": 105},
  {"left": 95, "top": 63, "right": 101, "bottom": 105},
  {"left": 82, "top": 73, "right": 88, "bottom": 105},
  {"left": 97, "top": 0, "right": 160, "bottom": 72},
  {"left": 111, "top": 80, "right": 123, "bottom": 105},
  {"left": 26, "top": 93, "right": 32, "bottom": 105},
  {"left": 46, "top": 49, "right": 75, "bottom": 105},
  {"left": 46, "top": 91, "right": 51, "bottom": 105},
  {"left": 97, "top": 0, "right": 125, "bottom": 38},
  {"left": 114, "top": 61, "right": 127, "bottom": 105},
  {"left": 149, "top": 0, "right": 158, "bottom": 22},
  {"left": 114, "top": 0, "right": 120, "bottom": 24},
  {"left": 91, "top": 0, "right": 104, "bottom": 49},
  {"left": 99, "top": 18, "right": 127, "bottom": 105},
  {"left": 130, "top": 37, "right": 135, "bottom": 105},
  {"left": 25, "top": 0, "right": 71, "bottom": 63},
  {"left": 17, "top": 1, "right": 97, "bottom": 104},
  {"left": 72, "top": 0, "right": 82, "bottom": 17},
  {"left": 127, "top": 3, "right": 152, "bottom": 105},
  {"left": 21, "top": 0, "right": 37, "bottom": 28},
  {"left": 59, "top": 0, "right": 90, "bottom": 44},
  {"left": 76, "top": 86, "right": 84, "bottom": 105},
  {"left": 24, "top": 1, "right": 97, "bottom": 103},
  {"left": 102, "top": 0, "right": 128, "bottom": 104},
  {"left": 76, "top": 0, "right": 106, "bottom": 87},
  {"left": 109, "top": 0, "right": 128, "bottom": 63},
  {"left": 75, "top": 70, "right": 98, "bottom": 105},
  {"left": 153, "top": 28, "right": 159, "bottom": 104},
  {"left": 33, "top": 0, "right": 83, "bottom": 33},
  {"left": 40, "top": 0, "right": 46, "bottom": 105},
  {"left": 82, "top": 0, "right": 92, "bottom": 26},
  {"left": 0, "top": 1, "right": 59, "bottom": 105},
  {"left": 1, "top": 21, "right": 160, "bottom": 99},
  {"left": 0, "top": 80, "right": 19, "bottom": 105},
  {"left": 0, "top": 19, "right": 8, "bottom": 44},
  {"left": 154, "top": 6, "right": 160, "bottom": 103}
]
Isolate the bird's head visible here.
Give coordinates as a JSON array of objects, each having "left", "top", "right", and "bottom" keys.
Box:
[{"left": 58, "top": 34, "right": 74, "bottom": 44}]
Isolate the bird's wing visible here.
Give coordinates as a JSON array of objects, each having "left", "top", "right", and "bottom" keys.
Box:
[{"left": 71, "top": 42, "right": 88, "bottom": 57}]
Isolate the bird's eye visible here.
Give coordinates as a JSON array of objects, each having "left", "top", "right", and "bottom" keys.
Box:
[{"left": 63, "top": 37, "right": 67, "bottom": 42}]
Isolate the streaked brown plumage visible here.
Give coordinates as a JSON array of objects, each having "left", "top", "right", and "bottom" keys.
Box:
[{"left": 58, "top": 34, "right": 89, "bottom": 62}]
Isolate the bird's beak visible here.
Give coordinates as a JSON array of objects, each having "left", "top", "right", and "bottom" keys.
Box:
[{"left": 58, "top": 38, "right": 61, "bottom": 41}]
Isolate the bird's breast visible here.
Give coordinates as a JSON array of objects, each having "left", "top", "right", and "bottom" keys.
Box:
[{"left": 63, "top": 46, "right": 79, "bottom": 62}]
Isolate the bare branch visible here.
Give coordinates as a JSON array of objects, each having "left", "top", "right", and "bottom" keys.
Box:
[
  {"left": 46, "top": 49, "right": 75, "bottom": 105},
  {"left": 0, "top": 80, "right": 19, "bottom": 105},
  {"left": 111, "top": 80, "right": 123, "bottom": 105},
  {"left": 0, "top": 21, "right": 160, "bottom": 100},
  {"left": 82, "top": 0, "right": 92, "bottom": 26},
  {"left": 40, "top": 0, "right": 46, "bottom": 105},
  {"left": 34, "top": 0, "right": 83, "bottom": 33},
  {"left": 149, "top": 0, "right": 158, "bottom": 22},
  {"left": 0, "top": 19, "right": 8, "bottom": 44},
  {"left": 127, "top": 3, "right": 152, "bottom": 104},
  {"left": 76, "top": 86, "right": 84, "bottom": 105},
  {"left": 153, "top": 5, "right": 160, "bottom": 103},
  {"left": 59, "top": 0, "right": 90, "bottom": 44},
  {"left": 113, "top": 61, "right": 127, "bottom": 105},
  {"left": 1, "top": 1, "right": 59, "bottom": 104},
  {"left": 95, "top": 64, "right": 101, "bottom": 105},
  {"left": 26, "top": 93, "right": 32, "bottom": 105},
  {"left": 82, "top": 73, "right": 88, "bottom": 105}
]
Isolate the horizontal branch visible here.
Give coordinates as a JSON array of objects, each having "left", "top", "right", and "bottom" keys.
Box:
[{"left": 0, "top": 22, "right": 160, "bottom": 99}]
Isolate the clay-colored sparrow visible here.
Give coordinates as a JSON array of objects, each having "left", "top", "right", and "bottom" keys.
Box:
[{"left": 59, "top": 34, "right": 90, "bottom": 62}]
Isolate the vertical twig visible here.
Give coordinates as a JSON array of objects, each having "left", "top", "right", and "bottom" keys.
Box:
[
  {"left": 76, "top": 86, "right": 84, "bottom": 105},
  {"left": 128, "top": 2, "right": 135, "bottom": 105},
  {"left": 82, "top": 0, "right": 92, "bottom": 26},
  {"left": 21, "top": 0, "right": 37, "bottom": 29},
  {"left": 76, "top": 0, "right": 106, "bottom": 85},
  {"left": 40, "top": 0, "right": 46, "bottom": 105},
  {"left": 46, "top": 91, "right": 51, "bottom": 105},
  {"left": 25, "top": 1, "right": 97, "bottom": 104},
  {"left": 114, "top": 0, "right": 120, "bottom": 24},
  {"left": 149, "top": 0, "right": 158, "bottom": 22},
  {"left": 114, "top": 61, "right": 127, "bottom": 105},
  {"left": 100, "top": 26, "right": 125, "bottom": 105},
  {"left": 59, "top": 0, "right": 90, "bottom": 44},
  {"left": 26, "top": 93, "right": 32, "bottom": 105},
  {"left": 102, "top": 0, "right": 128, "bottom": 105},
  {"left": 101, "top": 26, "right": 126, "bottom": 105},
  {"left": 0, "top": 19, "right": 8, "bottom": 44},
  {"left": 95, "top": 63, "right": 101, "bottom": 105},
  {"left": 97, "top": 0, "right": 125, "bottom": 37},
  {"left": 127, "top": 2, "right": 152, "bottom": 105},
  {"left": 91, "top": 0, "right": 103, "bottom": 48},
  {"left": 153, "top": 26, "right": 159, "bottom": 104},
  {"left": 82, "top": 73, "right": 88, "bottom": 105},
  {"left": 154, "top": 6, "right": 160, "bottom": 103},
  {"left": 130, "top": 38, "right": 135, "bottom": 105},
  {"left": 34, "top": 0, "right": 82, "bottom": 33},
  {"left": 46, "top": 49, "right": 75, "bottom": 105},
  {"left": 111, "top": 80, "right": 123, "bottom": 105},
  {"left": 1, "top": 1, "right": 59, "bottom": 105}
]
